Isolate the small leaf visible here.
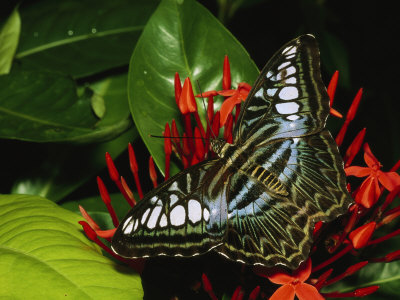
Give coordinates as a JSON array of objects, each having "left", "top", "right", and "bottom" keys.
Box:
[
  {"left": 91, "top": 92, "right": 106, "bottom": 119},
  {"left": 0, "top": 8, "right": 21, "bottom": 75},
  {"left": 0, "top": 194, "right": 143, "bottom": 299}
]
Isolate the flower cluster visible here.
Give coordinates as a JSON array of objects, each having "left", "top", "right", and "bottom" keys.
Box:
[{"left": 79, "top": 56, "right": 400, "bottom": 299}]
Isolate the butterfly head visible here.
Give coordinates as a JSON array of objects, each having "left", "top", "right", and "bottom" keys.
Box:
[{"left": 210, "top": 138, "right": 229, "bottom": 157}]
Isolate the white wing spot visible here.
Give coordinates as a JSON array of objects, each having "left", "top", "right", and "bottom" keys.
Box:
[
  {"left": 160, "top": 214, "right": 168, "bottom": 227},
  {"left": 286, "top": 54, "right": 295, "bottom": 59},
  {"left": 276, "top": 102, "right": 300, "bottom": 114},
  {"left": 266, "top": 71, "right": 273, "bottom": 78},
  {"left": 147, "top": 206, "right": 162, "bottom": 229},
  {"left": 141, "top": 208, "right": 151, "bottom": 224},
  {"left": 285, "top": 77, "right": 297, "bottom": 84},
  {"left": 150, "top": 196, "right": 158, "bottom": 204},
  {"left": 286, "top": 66, "right": 296, "bottom": 76},
  {"left": 168, "top": 181, "right": 181, "bottom": 192},
  {"left": 279, "top": 87, "right": 299, "bottom": 100},
  {"left": 188, "top": 199, "right": 202, "bottom": 224},
  {"left": 123, "top": 219, "right": 134, "bottom": 234},
  {"left": 285, "top": 46, "right": 297, "bottom": 55},
  {"left": 287, "top": 114, "right": 300, "bottom": 121},
  {"left": 255, "top": 89, "right": 263, "bottom": 98},
  {"left": 282, "top": 46, "right": 293, "bottom": 54},
  {"left": 133, "top": 219, "right": 139, "bottom": 231},
  {"left": 267, "top": 88, "right": 277, "bottom": 97},
  {"left": 278, "top": 62, "right": 290, "bottom": 70},
  {"left": 122, "top": 216, "right": 133, "bottom": 230},
  {"left": 170, "top": 194, "right": 179, "bottom": 207},
  {"left": 203, "top": 208, "right": 210, "bottom": 222},
  {"left": 170, "top": 205, "right": 185, "bottom": 226}
]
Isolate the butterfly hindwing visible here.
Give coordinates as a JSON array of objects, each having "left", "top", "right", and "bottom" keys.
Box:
[
  {"left": 219, "top": 130, "right": 351, "bottom": 268},
  {"left": 111, "top": 160, "right": 227, "bottom": 258}
]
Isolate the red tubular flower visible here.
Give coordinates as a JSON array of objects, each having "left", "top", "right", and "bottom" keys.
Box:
[
  {"left": 326, "top": 70, "right": 343, "bottom": 118},
  {"left": 223, "top": 55, "right": 231, "bottom": 90},
  {"left": 97, "top": 176, "right": 119, "bottom": 227},
  {"left": 268, "top": 259, "right": 324, "bottom": 300},
  {"left": 194, "top": 127, "right": 205, "bottom": 160},
  {"left": 335, "top": 88, "right": 363, "bottom": 146},
  {"left": 179, "top": 77, "right": 197, "bottom": 114},
  {"left": 202, "top": 273, "right": 218, "bottom": 300},
  {"left": 327, "top": 70, "right": 338, "bottom": 104},
  {"left": 231, "top": 286, "right": 243, "bottom": 300},
  {"left": 128, "top": 143, "right": 143, "bottom": 199},
  {"left": 79, "top": 205, "right": 100, "bottom": 231},
  {"left": 219, "top": 82, "right": 251, "bottom": 126},
  {"left": 120, "top": 176, "right": 136, "bottom": 206},
  {"left": 349, "top": 222, "right": 376, "bottom": 249},
  {"left": 343, "top": 128, "right": 366, "bottom": 167},
  {"left": 345, "top": 143, "right": 400, "bottom": 208},
  {"left": 322, "top": 286, "right": 379, "bottom": 298},
  {"left": 105, "top": 152, "right": 133, "bottom": 205},
  {"left": 149, "top": 156, "right": 157, "bottom": 188}
]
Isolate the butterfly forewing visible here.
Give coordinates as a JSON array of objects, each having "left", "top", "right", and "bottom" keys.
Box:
[
  {"left": 111, "top": 34, "right": 353, "bottom": 269},
  {"left": 235, "top": 34, "right": 329, "bottom": 145}
]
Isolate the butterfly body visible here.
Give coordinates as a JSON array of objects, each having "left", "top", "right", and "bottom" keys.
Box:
[{"left": 112, "top": 34, "right": 353, "bottom": 269}]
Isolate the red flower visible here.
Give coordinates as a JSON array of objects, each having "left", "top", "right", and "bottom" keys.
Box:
[
  {"left": 218, "top": 82, "right": 252, "bottom": 126},
  {"left": 267, "top": 259, "right": 324, "bottom": 300},
  {"left": 349, "top": 222, "right": 376, "bottom": 249},
  {"left": 345, "top": 143, "right": 400, "bottom": 208}
]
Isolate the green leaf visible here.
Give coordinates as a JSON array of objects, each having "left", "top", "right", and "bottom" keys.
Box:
[
  {"left": 11, "top": 127, "right": 137, "bottom": 202},
  {"left": 0, "top": 194, "right": 143, "bottom": 299},
  {"left": 0, "top": 70, "right": 131, "bottom": 143},
  {"left": 15, "top": 0, "right": 159, "bottom": 78},
  {"left": 128, "top": 0, "right": 258, "bottom": 175},
  {"left": 0, "top": 8, "right": 21, "bottom": 75}
]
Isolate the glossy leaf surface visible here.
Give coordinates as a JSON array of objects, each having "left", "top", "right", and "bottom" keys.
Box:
[
  {"left": 0, "top": 194, "right": 143, "bottom": 299},
  {"left": 15, "top": 0, "right": 159, "bottom": 78}
]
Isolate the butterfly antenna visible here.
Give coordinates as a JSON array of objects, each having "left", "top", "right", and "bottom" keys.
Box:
[
  {"left": 196, "top": 81, "right": 217, "bottom": 140},
  {"left": 149, "top": 134, "right": 208, "bottom": 140}
]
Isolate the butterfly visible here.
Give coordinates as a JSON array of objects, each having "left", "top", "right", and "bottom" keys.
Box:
[{"left": 111, "top": 34, "right": 353, "bottom": 269}]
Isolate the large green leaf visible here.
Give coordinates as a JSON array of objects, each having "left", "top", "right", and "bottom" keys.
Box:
[
  {"left": 0, "top": 194, "right": 143, "bottom": 299},
  {"left": 0, "top": 70, "right": 131, "bottom": 143},
  {"left": 0, "top": 8, "right": 21, "bottom": 75},
  {"left": 15, "top": 0, "right": 159, "bottom": 78},
  {"left": 128, "top": 0, "right": 258, "bottom": 174}
]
